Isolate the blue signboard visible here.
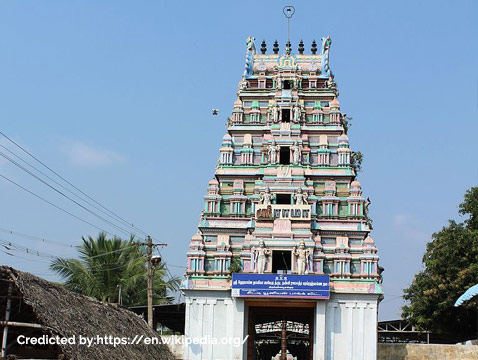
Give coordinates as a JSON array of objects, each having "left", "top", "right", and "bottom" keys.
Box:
[{"left": 231, "top": 273, "right": 330, "bottom": 299}]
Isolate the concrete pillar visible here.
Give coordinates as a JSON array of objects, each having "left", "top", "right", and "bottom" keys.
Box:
[
  {"left": 184, "top": 298, "right": 192, "bottom": 360},
  {"left": 345, "top": 303, "right": 354, "bottom": 360},
  {"left": 232, "top": 297, "right": 245, "bottom": 360},
  {"left": 224, "top": 299, "right": 234, "bottom": 360},
  {"left": 326, "top": 302, "right": 338, "bottom": 360},
  {"left": 354, "top": 303, "right": 365, "bottom": 360},
  {"left": 202, "top": 299, "right": 216, "bottom": 359},
  {"left": 314, "top": 301, "right": 326, "bottom": 360}
]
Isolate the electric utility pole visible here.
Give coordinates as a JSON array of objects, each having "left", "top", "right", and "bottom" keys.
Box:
[
  {"left": 146, "top": 235, "right": 153, "bottom": 329},
  {"left": 137, "top": 235, "right": 167, "bottom": 330}
]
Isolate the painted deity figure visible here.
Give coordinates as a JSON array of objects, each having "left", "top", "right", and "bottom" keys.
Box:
[
  {"left": 273, "top": 103, "right": 279, "bottom": 123},
  {"left": 321, "top": 36, "right": 332, "bottom": 76},
  {"left": 267, "top": 103, "right": 274, "bottom": 124},
  {"left": 269, "top": 103, "right": 279, "bottom": 123},
  {"left": 364, "top": 197, "right": 371, "bottom": 216},
  {"left": 268, "top": 140, "right": 280, "bottom": 164},
  {"left": 238, "top": 78, "right": 248, "bottom": 91},
  {"left": 291, "top": 141, "right": 302, "bottom": 165},
  {"left": 294, "top": 188, "right": 308, "bottom": 205},
  {"left": 253, "top": 240, "right": 271, "bottom": 274},
  {"left": 294, "top": 240, "right": 311, "bottom": 275},
  {"left": 276, "top": 76, "right": 282, "bottom": 90},
  {"left": 293, "top": 104, "right": 301, "bottom": 123},
  {"left": 327, "top": 72, "right": 336, "bottom": 90},
  {"left": 244, "top": 36, "right": 256, "bottom": 78},
  {"left": 260, "top": 187, "right": 276, "bottom": 205}
]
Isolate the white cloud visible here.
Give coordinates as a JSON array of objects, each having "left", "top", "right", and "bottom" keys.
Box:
[{"left": 65, "top": 141, "right": 125, "bottom": 168}]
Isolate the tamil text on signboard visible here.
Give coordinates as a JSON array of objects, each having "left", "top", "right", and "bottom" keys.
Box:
[{"left": 231, "top": 273, "right": 330, "bottom": 299}]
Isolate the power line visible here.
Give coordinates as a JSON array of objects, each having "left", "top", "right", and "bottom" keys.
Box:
[
  {"left": 155, "top": 247, "right": 176, "bottom": 280},
  {"left": 0, "top": 226, "right": 148, "bottom": 257},
  {"left": 1, "top": 238, "right": 137, "bottom": 272},
  {"left": 0, "top": 144, "right": 146, "bottom": 236},
  {"left": 1, "top": 250, "right": 54, "bottom": 264},
  {"left": 1, "top": 248, "right": 135, "bottom": 273},
  {"left": 0, "top": 238, "right": 56, "bottom": 259},
  {"left": 0, "top": 241, "right": 49, "bottom": 258},
  {"left": 0, "top": 226, "right": 76, "bottom": 249},
  {"left": 164, "top": 264, "right": 187, "bottom": 269},
  {"left": 380, "top": 295, "right": 404, "bottom": 304},
  {"left": 0, "top": 236, "right": 184, "bottom": 273},
  {"left": 0, "top": 131, "right": 149, "bottom": 237},
  {"left": 0, "top": 173, "right": 118, "bottom": 236},
  {"left": 0, "top": 150, "right": 137, "bottom": 237},
  {"left": 0, "top": 226, "right": 184, "bottom": 272},
  {"left": 0, "top": 131, "right": 172, "bottom": 277}
]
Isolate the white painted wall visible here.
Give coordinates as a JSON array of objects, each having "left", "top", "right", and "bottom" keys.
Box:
[
  {"left": 184, "top": 291, "right": 380, "bottom": 360},
  {"left": 184, "top": 290, "right": 245, "bottom": 360},
  {"left": 323, "top": 293, "right": 380, "bottom": 360}
]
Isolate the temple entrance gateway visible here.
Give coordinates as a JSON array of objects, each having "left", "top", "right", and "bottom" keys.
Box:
[{"left": 247, "top": 303, "right": 315, "bottom": 360}]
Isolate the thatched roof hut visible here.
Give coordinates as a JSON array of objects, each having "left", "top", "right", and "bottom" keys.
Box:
[{"left": 0, "top": 266, "right": 175, "bottom": 360}]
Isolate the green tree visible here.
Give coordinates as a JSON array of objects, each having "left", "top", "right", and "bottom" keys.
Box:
[
  {"left": 50, "top": 233, "right": 179, "bottom": 306},
  {"left": 402, "top": 187, "right": 478, "bottom": 339},
  {"left": 460, "top": 187, "right": 478, "bottom": 230},
  {"left": 351, "top": 151, "right": 363, "bottom": 173},
  {"left": 227, "top": 256, "right": 242, "bottom": 280}
]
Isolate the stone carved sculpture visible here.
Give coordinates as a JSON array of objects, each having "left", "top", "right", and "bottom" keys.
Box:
[
  {"left": 294, "top": 188, "right": 308, "bottom": 205},
  {"left": 294, "top": 240, "right": 311, "bottom": 275},
  {"left": 364, "top": 197, "right": 371, "bottom": 216},
  {"left": 276, "top": 75, "right": 282, "bottom": 90},
  {"left": 272, "top": 103, "right": 279, "bottom": 123},
  {"left": 321, "top": 36, "right": 332, "bottom": 77},
  {"left": 327, "top": 73, "right": 337, "bottom": 90},
  {"left": 252, "top": 240, "right": 271, "bottom": 274},
  {"left": 268, "top": 140, "right": 280, "bottom": 164},
  {"left": 260, "top": 187, "right": 276, "bottom": 205},
  {"left": 291, "top": 141, "right": 302, "bottom": 165},
  {"left": 293, "top": 105, "right": 301, "bottom": 123},
  {"left": 267, "top": 103, "right": 277, "bottom": 123},
  {"left": 244, "top": 36, "right": 256, "bottom": 79}
]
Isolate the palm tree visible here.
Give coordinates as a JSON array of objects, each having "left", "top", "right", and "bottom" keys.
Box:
[{"left": 50, "top": 233, "right": 179, "bottom": 305}]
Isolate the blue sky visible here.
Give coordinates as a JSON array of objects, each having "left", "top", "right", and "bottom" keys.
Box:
[{"left": 0, "top": 0, "right": 477, "bottom": 320}]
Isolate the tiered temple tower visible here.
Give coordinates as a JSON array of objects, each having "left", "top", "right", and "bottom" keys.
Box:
[{"left": 183, "top": 36, "right": 383, "bottom": 360}]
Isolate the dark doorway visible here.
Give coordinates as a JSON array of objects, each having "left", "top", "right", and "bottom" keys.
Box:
[
  {"left": 280, "top": 147, "right": 290, "bottom": 165},
  {"left": 281, "top": 109, "right": 290, "bottom": 122},
  {"left": 276, "top": 194, "right": 291, "bottom": 205},
  {"left": 247, "top": 303, "right": 314, "bottom": 360},
  {"left": 283, "top": 80, "right": 293, "bottom": 89},
  {"left": 272, "top": 250, "right": 291, "bottom": 274}
]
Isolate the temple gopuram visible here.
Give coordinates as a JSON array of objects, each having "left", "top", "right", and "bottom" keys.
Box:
[{"left": 183, "top": 36, "right": 383, "bottom": 360}]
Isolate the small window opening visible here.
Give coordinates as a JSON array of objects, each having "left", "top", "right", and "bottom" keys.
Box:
[
  {"left": 280, "top": 147, "right": 290, "bottom": 165},
  {"left": 272, "top": 250, "right": 292, "bottom": 274},
  {"left": 281, "top": 109, "right": 290, "bottom": 122},
  {"left": 276, "top": 194, "right": 292, "bottom": 205},
  {"left": 283, "top": 80, "right": 293, "bottom": 89}
]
